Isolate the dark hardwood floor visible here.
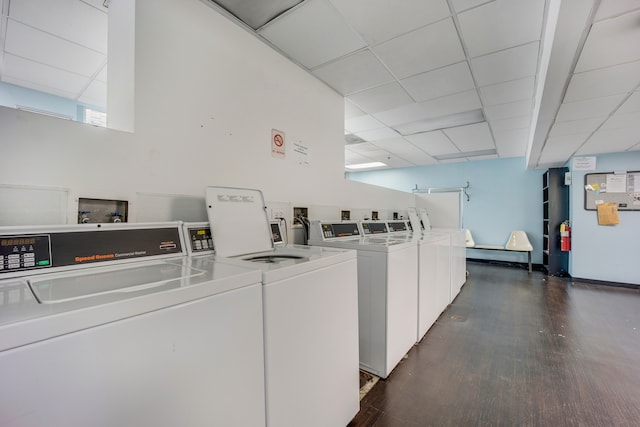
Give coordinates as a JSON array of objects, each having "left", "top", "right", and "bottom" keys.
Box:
[{"left": 349, "top": 261, "right": 640, "bottom": 426}]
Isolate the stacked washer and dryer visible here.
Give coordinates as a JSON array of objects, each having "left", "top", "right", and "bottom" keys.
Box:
[
  {"left": 308, "top": 220, "right": 418, "bottom": 378},
  {"left": 0, "top": 222, "right": 267, "bottom": 427},
  {"left": 204, "top": 186, "right": 360, "bottom": 427}
]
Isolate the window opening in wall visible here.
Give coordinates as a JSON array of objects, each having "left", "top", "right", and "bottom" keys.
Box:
[
  {"left": 0, "top": 0, "right": 134, "bottom": 131},
  {"left": 84, "top": 108, "right": 107, "bottom": 127}
]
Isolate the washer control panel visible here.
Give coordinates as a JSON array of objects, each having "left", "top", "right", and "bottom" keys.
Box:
[
  {"left": 361, "top": 222, "right": 388, "bottom": 235},
  {"left": 0, "top": 225, "right": 184, "bottom": 278},
  {"left": 320, "top": 223, "right": 360, "bottom": 239},
  {"left": 186, "top": 226, "right": 214, "bottom": 253},
  {"left": 387, "top": 221, "right": 409, "bottom": 232},
  {"left": 0, "top": 235, "right": 52, "bottom": 273}
]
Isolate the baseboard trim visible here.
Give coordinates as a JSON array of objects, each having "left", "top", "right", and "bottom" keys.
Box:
[
  {"left": 571, "top": 276, "right": 640, "bottom": 290},
  {"left": 466, "top": 258, "right": 545, "bottom": 272}
]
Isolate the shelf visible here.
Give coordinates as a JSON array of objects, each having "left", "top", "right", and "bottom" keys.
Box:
[{"left": 542, "top": 167, "right": 569, "bottom": 276}]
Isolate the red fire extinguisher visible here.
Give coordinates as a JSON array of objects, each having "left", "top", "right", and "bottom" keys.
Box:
[{"left": 560, "top": 221, "right": 571, "bottom": 252}]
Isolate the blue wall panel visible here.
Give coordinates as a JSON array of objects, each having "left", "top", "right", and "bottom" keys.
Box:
[{"left": 349, "top": 157, "right": 544, "bottom": 264}]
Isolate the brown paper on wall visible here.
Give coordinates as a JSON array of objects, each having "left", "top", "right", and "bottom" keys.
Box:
[{"left": 597, "top": 202, "right": 619, "bottom": 225}]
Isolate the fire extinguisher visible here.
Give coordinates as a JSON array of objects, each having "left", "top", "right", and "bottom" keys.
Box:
[{"left": 560, "top": 221, "right": 571, "bottom": 252}]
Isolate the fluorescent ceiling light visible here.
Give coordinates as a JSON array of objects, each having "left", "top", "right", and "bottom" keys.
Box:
[
  {"left": 433, "top": 149, "right": 497, "bottom": 161},
  {"left": 394, "top": 109, "right": 485, "bottom": 136},
  {"left": 345, "top": 162, "right": 387, "bottom": 170}
]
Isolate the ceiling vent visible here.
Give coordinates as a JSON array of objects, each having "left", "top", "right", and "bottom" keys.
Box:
[
  {"left": 206, "top": 0, "right": 305, "bottom": 30},
  {"left": 344, "top": 133, "right": 366, "bottom": 145},
  {"left": 433, "top": 149, "right": 497, "bottom": 161}
]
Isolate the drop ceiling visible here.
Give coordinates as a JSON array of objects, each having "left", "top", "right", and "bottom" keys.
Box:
[
  {"left": 205, "top": 0, "right": 640, "bottom": 170},
  {"left": 2, "top": 0, "right": 639, "bottom": 170},
  {"left": 0, "top": 0, "right": 107, "bottom": 110}
]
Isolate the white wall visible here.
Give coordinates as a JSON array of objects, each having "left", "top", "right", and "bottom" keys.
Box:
[
  {"left": 569, "top": 152, "right": 640, "bottom": 285},
  {"left": 0, "top": 0, "right": 414, "bottom": 225}
]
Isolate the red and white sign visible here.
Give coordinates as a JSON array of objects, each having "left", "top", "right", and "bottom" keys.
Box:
[{"left": 271, "top": 129, "right": 285, "bottom": 159}]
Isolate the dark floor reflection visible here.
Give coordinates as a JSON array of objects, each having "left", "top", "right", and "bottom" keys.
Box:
[{"left": 349, "top": 262, "right": 640, "bottom": 427}]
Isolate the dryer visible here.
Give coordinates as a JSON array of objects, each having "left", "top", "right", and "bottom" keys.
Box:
[
  {"left": 205, "top": 186, "right": 360, "bottom": 427},
  {"left": 0, "top": 222, "right": 266, "bottom": 427},
  {"left": 308, "top": 220, "right": 418, "bottom": 378}
]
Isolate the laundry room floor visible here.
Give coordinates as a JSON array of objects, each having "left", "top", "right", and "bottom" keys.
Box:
[{"left": 349, "top": 261, "right": 640, "bottom": 426}]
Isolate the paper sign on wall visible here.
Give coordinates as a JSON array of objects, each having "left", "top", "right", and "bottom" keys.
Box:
[
  {"left": 271, "top": 129, "right": 285, "bottom": 159},
  {"left": 573, "top": 156, "right": 596, "bottom": 170}
]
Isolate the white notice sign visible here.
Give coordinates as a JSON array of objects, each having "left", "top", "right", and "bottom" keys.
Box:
[{"left": 573, "top": 156, "right": 596, "bottom": 170}]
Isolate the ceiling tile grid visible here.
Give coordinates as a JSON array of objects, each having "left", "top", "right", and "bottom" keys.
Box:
[
  {"left": 1, "top": 0, "right": 107, "bottom": 107},
  {"left": 328, "top": 0, "right": 451, "bottom": 46},
  {"left": 371, "top": 18, "right": 466, "bottom": 79},
  {"left": 6, "top": 0, "right": 640, "bottom": 170}
]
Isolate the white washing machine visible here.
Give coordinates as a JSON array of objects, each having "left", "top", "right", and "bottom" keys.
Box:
[
  {"left": 409, "top": 207, "right": 465, "bottom": 303},
  {"left": 308, "top": 220, "right": 418, "bottom": 378},
  {"left": 387, "top": 219, "right": 451, "bottom": 341},
  {"left": 413, "top": 207, "right": 467, "bottom": 302},
  {"left": 205, "top": 187, "right": 360, "bottom": 427},
  {"left": 0, "top": 222, "right": 266, "bottom": 427}
]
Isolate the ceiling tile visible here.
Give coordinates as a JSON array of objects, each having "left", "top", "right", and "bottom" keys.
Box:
[
  {"left": 548, "top": 117, "right": 605, "bottom": 137},
  {"left": 484, "top": 99, "right": 532, "bottom": 121},
  {"left": 345, "top": 100, "right": 366, "bottom": 119},
  {"left": 311, "top": 49, "right": 394, "bottom": 95},
  {"left": 419, "top": 90, "right": 482, "bottom": 119},
  {"left": 258, "top": 0, "right": 366, "bottom": 69},
  {"left": 493, "top": 127, "right": 529, "bottom": 158},
  {"left": 372, "top": 18, "right": 465, "bottom": 79},
  {"left": 347, "top": 82, "right": 413, "bottom": 114},
  {"left": 10, "top": 0, "right": 107, "bottom": 53},
  {"left": 329, "top": 0, "right": 450, "bottom": 45},
  {"left": 78, "top": 78, "right": 107, "bottom": 107},
  {"left": 355, "top": 127, "right": 401, "bottom": 142},
  {"left": 345, "top": 142, "right": 392, "bottom": 157},
  {"left": 373, "top": 103, "right": 431, "bottom": 127},
  {"left": 406, "top": 131, "right": 458, "bottom": 156},
  {"left": 577, "top": 128, "right": 640, "bottom": 154},
  {"left": 372, "top": 138, "right": 435, "bottom": 165},
  {"left": 450, "top": 0, "right": 493, "bottom": 13},
  {"left": 401, "top": 61, "right": 475, "bottom": 102},
  {"left": 478, "top": 76, "right": 535, "bottom": 106},
  {"left": 538, "top": 133, "right": 592, "bottom": 164},
  {"left": 457, "top": 0, "right": 545, "bottom": 58},
  {"left": 345, "top": 148, "right": 375, "bottom": 164},
  {"left": 555, "top": 94, "right": 626, "bottom": 122},
  {"left": 442, "top": 122, "right": 494, "bottom": 151},
  {"left": 3, "top": 53, "right": 88, "bottom": 97},
  {"left": 470, "top": 42, "right": 539, "bottom": 87},
  {"left": 94, "top": 66, "right": 107, "bottom": 83},
  {"left": 600, "top": 111, "right": 640, "bottom": 130},
  {"left": 564, "top": 60, "right": 640, "bottom": 102},
  {"left": 594, "top": 0, "right": 640, "bottom": 21},
  {"left": 373, "top": 137, "right": 420, "bottom": 153},
  {"left": 575, "top": 10, "right": 640, "bottom": 73},
  {"left": 489, "top": 115, "right": 531, "bottom": 131},
  {"left": 618, "top": 92, "right": 640, "bottom": 114},
  {"left": 383, "top": 157, "right": 418, "bottom": 168},
  {"left": 344, "top": 115, "right": 385, "bottom": 133},
  {"left": 5, "top": 20, "right": 106, "bottom": 77}
]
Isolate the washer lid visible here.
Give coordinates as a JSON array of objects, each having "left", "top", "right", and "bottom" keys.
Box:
[{"left": 205, "top": 187, "right": 273, "bottom": 257}]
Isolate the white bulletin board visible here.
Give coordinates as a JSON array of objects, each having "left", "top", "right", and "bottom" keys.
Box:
[{"left": 584, "top": 171, "right": 640, "bottom": 211}]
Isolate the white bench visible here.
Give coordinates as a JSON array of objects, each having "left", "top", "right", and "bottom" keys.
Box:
[{"left": 466, "top": 230, "right": 533, "bottom": 273}]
